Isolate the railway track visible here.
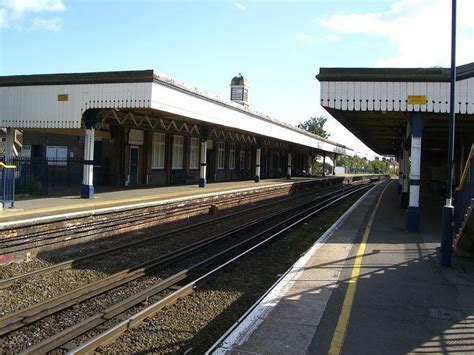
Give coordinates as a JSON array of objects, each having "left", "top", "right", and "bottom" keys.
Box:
[
  {"left": 0, "top": 184, "right": 342, "bottom": 289},
  {"left": 1, "top": 178, "right": 341, "bottom": 264},
  {"left": 67, "top": 183, "right": 372, "bottom": 354},
  {"left": 1, "top": 183, "right": 371, "bottom": 354}
]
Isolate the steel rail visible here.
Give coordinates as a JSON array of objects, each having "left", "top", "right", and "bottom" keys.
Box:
[
  {"left": 0, "top": 186, "right": 347, "bottom": 336},
  {"left": 23, "top": 184, "right": 370, "bottom": 354},
  {"left": 0, "top": 184, "right": 342, "bottom": 289},
  {"left": 0, "top": 187, "right": 290, "bottom": 250},
  {"left": 65, "top": 184, "right": 372, "bottom": 354}
]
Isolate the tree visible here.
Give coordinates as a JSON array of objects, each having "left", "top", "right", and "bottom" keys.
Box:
[{"left": 297, "top": 117, "right": 330, "bottom": 139}]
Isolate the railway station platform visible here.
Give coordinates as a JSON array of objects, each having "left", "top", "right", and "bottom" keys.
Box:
[
  {"left": 0, "top": 176, "right": 349, "bottom": 224},
  {"left": 1, "top": 175, "right": 387, "bottom": 265},
  {"left": 211, "top": 180, "right": 474, "bottom": 354}
]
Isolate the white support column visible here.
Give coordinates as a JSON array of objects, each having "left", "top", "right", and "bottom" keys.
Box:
[
  {"left": 401, "top": 148, "right": 410, "bottom": 208},
  {"left": 5, "top": 128, "right": 14, "bottom": 163},
  {"left": 407, "top": 114, "right": 424, "bottom": 232},
  {"left": 81, "top": 127, "right": 95, "bottom": 199},
  {"left": 255, "top": 147, "right": 261, "bottom": 182},
  {"left": 287, "top": 152, "right": 292, "bottom": 179},
  {"left": 199, "top": 139, "right": 207, "bottom": 187},
  {"left": 322, "top": 154, "right": 326, "bottom": 177},
  {"left": 398, "top": 151, "right": 403, "bottom": 194},
  {"left": 307, "top": 154, "right": 313, "bottom": 175}
]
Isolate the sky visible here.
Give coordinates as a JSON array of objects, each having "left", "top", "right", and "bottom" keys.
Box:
[{"left": 1, "top": 0, "right": 473, "bottom": 159}]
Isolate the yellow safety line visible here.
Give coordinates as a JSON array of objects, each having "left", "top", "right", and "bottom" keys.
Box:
[
  {"left": 328, "top": 181, "right": 391, "bottom": 355},
  {"left": 0, "top": 162, "right": 16, "bottom": 169}
]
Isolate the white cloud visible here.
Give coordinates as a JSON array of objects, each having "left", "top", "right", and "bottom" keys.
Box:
[
  {"left": 325, "top": 34, "right": 340, "bottom": 42},
  {"left": 317, "top": 0, "right": 474, "bottom": 67},
  {"left": 0, "top": 0, "right": 65, "bottom": 28},
  {"left": 234, "top": 2, "right": 246, "bottom": 11},
  {"left": 0, "top": 8, "right": 6, "bottom": 26},
  {"left": 295, "top": 32, "right": 312, "bottom": 42},
  {"left": 2, "top": 0, "right": 65, "bottom": 15},
  {"left": 32, "top": 16, "right": 61, "bottom": 31}
]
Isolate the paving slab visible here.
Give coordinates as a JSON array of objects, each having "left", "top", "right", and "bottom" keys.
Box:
[{"left": 210, "top": 180, "right": 474, "bottom": 355}]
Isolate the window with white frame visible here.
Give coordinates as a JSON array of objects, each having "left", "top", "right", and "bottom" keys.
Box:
[
  {"left": 172, "top": 135, "right": 184, "bottom": 169},
  {"left": 152, "top": 132, "right": 165, "bottom": 169},
  {"left": 229, "top": 143, "right": 235, "bottom": 170},
  {"left": 240, "top": 148, "right": 245, "bottom": 170},
  {"left": 46, "top": 146, "right": 67, "bottom": 166},
  {"left": 189, "top": 137, "right": 200, "bottom": 169},
  {"left": 217, "top": 142, "right": 225, "bottom": 169}
]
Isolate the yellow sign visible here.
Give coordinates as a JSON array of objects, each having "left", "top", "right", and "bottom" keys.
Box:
[
  {"left": 407, "top": 95, "right": 427, "bottom": 105},
  {"left": 57, "top": 94, "right": 69, "bottom": 102}
]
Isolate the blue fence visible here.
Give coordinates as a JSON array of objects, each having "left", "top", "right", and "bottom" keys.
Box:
[
  {"left": 454, "top": 145, "right": 474, "bottom": 234},
  {"left": 1, "top": 162, "right": 16, "bottom": 209}
]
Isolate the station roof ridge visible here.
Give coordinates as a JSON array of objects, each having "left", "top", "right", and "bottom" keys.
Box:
[
  {"left": 316, "top": 62, "right": 474, "bottom": 82},
  {"left": 0, "top": 69, "right": 351, "bottom": 150}
]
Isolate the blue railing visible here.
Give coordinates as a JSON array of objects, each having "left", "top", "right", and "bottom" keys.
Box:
[
  {"left": 1, "top": 162, "right": 16, "bottom": 209},
  {"left": 454, "top": 144, "right": 474, "bottom": 234}
]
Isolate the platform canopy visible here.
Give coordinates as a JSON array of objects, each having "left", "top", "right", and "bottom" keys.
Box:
[
  {"left": 0, "top": 70, "right": 350, "bottom": 156},
  {"left": 316, "top": 63, "right": 474, "bottom": 155}
]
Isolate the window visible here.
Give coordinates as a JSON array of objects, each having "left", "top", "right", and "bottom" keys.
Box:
[
  {"left": 229, "top": 143, "right": 235, "bottom": 170},
  {"left": 20, "top": 145, "right": 31, "bottom": 159},
  {"left": 152, "top": 132, "right": 165, "bottom": 169},
  {"left": 46, "top": 146, "right": 67, "bottom": 166},
  {"left": 217, "top": 142, "right": 225, "bottom": 170},
  {"left": 189, "top": 137, "right": 200, "bottom": 169},
  {"left": 240, "top": 148, "right": 245, "bottom": 170},
  {"left": 172, "top": 135, "right": 184, "bottom": 169}
]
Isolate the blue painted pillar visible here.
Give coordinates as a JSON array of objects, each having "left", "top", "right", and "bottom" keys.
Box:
[
  {"left": 81, "top": 111, "right": 96, "bottom": 199},
  {"left": 407, "top": 113, "right": 424, "bottom": 232},
  {"left": 199, "top": 138, "right": 207, "bottom": 187}
]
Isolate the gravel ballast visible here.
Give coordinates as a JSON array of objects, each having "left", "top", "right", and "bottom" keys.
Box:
[{"left": 99, "top": 192, "right": 365, "bottom": 354}]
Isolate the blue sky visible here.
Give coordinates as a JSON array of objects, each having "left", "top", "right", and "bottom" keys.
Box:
[{"left": 1, "top": 0, "right": 473, "bottom": 158}]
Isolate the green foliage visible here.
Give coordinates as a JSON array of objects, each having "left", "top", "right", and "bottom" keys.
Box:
[
  {"left": 337, "top": 155, "right": 391, "bottom": 174},
  {"left": 297, "top": 117, "right": 330, "bottom": 139}
]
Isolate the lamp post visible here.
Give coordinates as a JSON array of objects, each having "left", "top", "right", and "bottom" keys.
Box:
[{"left": 440, "top": 0, "right": 457, "bottom": 267}]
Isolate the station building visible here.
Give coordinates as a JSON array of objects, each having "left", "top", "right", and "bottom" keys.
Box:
[
  {"left": 317, "top": 63, "right": 474, "bottom": 250},
  {"left": 0, "top": 70, "right": 350, "bottom": 198}
]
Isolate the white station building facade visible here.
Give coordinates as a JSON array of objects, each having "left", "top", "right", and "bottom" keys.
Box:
[{"left": 0, "top": 70, "right": 350, "bottom": 198}]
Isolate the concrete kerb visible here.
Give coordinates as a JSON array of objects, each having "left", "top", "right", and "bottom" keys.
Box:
[
  {"left": 207, "top": 180, "right": 387, "bottom": 354},
  {"left": 0, "top": 178, "right": 329, "bottom": 231}
]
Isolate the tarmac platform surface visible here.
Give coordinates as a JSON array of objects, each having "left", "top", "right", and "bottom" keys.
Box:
[{"left": 211, "top": 180, "right": 474, "bottom": 354}]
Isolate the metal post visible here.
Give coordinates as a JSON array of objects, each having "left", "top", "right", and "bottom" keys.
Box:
[
  {"left": 441, "top": 0, "right": 457, "bottom": 267},
  {"left": 81, "top": 111, "right": 96, "bottom": 199},
  {"left": 199, "top": 139, "right": 207, "bottom": 187},
  {"left": 81, "top": 127, "right": 95, "bottom": 198},
  {"left": 287, "top": 152, "right": 292, "bottom": 179},
  {"left": 5, "top": 128, "right": 14, "bottom": 163},
  {"left": 255, "top": 147, "right": 261, "bottom": 182},
  {"left": 407, "top": 114, "right": 424, "bottom": 232},
  {"left": 307, "top": 154, "right": 313, "bottom": 175},
  {"left": 322, "top": 154, "right": 326, "bottom": 177}
]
